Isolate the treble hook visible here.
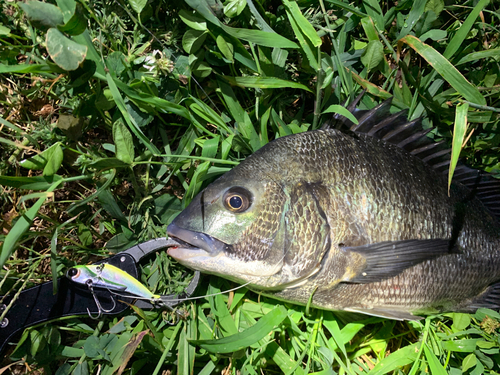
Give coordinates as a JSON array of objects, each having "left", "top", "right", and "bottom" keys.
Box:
[{"left": 86, "top": 279, "right": 117, "bottom": 320}]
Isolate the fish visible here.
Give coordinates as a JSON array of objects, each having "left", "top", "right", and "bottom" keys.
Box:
[{"left": 166, "top": 98, "right": 500, "bottom": 320}]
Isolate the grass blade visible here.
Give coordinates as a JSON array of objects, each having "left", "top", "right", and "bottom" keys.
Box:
[
  {"left": 322, "top": 104, "right": 359, "bottom": 124},
  {"left": 0, "top": 197, "right": 46, "bottom": 268},
  {"left": 283, "top": 0, "right": 322, "bottom": 47},
  {"left": 67, "top": 169, "right": 116, "bottom": 213},
  {"left": 0, "top": 178, "right": 63, "bottom": 268},
  {"left": 178, "top": 323, "right": 190, "bottom": 375},
  {"left": 325, "top": 0, "right": 367, "bottom": 17},
  {"left": 222, "top": 76, "right": 313, "bottom": 92},
  {"left": 361, "top": 16, "right": 379, "bottom": 42},
  {"left": 367, "top": 343, "right": 419, "bottom": 375},
  {"left": 443, "top": 0, "right": 490, "bottom": 59},
  {"left": 456, "top": 48, "right": 500, "bottom": 66},
  {"left": 349, "top": 69, "right": 392, "bottom": 98},
  {"left": 190, "top": 305, "right": 288, "bottom": 353},
  {"left": 448, "top": 102, "right": 469, "bottom": 193},
  {"left": 246, "top": 0, "right": 274, "bottom": 33},
  {"left": 400, "top": 35, "right": 486, "bottom": 106},
  {"left": 218, "top": 78, "right": 261, "bottom": 151},
  {"left": 423, "top": 343, "right": 448, "bottom": 374},
  {"left": 114, "top": 79, "right": 190, "bottom": 119},
  {"left": 0, "top": 175, "right": 64, "bottom": 190},
  {"left": 362, "top": 0, "right": 384, "bottom": 30},
  {"left": 222, "top": 26, "right": 298, "bottom": 49},
  {"left": 283, "top": 0, "right": 319, "bottom": 70},
  {"left": 73, "top": 30, "right": 106, "bottom": 76},
  {"left": 322, "top": 314, "right": 350, "bottom": 366},
  {"left": 396, "top": 0, "right": 427, "bottom": 40},
  {"left": 0, "top": 63, "right": 61, "bottom": 74},
  {"left": 189, "top": 96, "right": 233, "bottom": 135},
  {"left": 106, "top": 73, "right": 161, "bottom": 155},
  {"left": 152, "top": 322, "right": 183, "bottom": 375},
  {"left": 184, "top": 0, "right": 297, "bottom": 49}
]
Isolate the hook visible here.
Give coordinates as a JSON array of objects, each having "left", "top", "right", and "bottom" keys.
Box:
[{"left": 86, "top": 279, "right": 116, "bottom": 320}]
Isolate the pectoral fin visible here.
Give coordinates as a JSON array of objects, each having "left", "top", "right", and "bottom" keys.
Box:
[{"left": 343, "top": 239, "right": 454, "bottom": 284}]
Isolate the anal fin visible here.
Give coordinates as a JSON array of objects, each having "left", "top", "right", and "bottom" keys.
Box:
[
  {"left": 463, "top": 281, "right": 500, "bottom": 311},
  {"left": 345, "top": 307, "right": 423, "bottom": 321}
]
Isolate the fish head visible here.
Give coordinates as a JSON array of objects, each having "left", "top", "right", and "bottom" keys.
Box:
[
  {"left": 167, "top": 167, "right": 288, "bottom": 288},
  {"left": 167, "top": 135, "right": 332, "bottom": 291}
]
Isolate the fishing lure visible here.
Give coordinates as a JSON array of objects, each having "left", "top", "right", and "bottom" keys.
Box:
[
  {"left": 67, "top": 263, "right": 162, "bottom": 318},
  {"left": 0, "top": 238, "right": 201, "bottom": 355}
]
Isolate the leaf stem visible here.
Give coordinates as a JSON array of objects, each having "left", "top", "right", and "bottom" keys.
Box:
[{"left": 464, "top": 101, "right": 500, "bottom": 113}]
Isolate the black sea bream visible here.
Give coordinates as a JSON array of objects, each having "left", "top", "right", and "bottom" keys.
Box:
[{"left": 167, "top": 99, "right": 500, "bottom": 320}]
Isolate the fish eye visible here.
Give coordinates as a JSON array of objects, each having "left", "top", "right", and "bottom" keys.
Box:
[
  {"left": 229, "top": 195, "right": 243, "bottom": 209},
  {"left": 67, "top": 268, "right": 80, "bottom": 278},
  {"left": 223, "top": 187, "right": 252, "bottom": 213}
]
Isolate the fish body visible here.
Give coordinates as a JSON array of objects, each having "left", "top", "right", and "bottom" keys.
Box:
[
  {"left": 67, "top": 264, "right": 160, "bottom": 301},
  {"left": 167, "top": 102, "right": 500, "bottom": 320}
]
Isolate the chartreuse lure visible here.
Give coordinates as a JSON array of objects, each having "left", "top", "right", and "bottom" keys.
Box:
[{"left": 67, "top": 263, "right": 161, "bottom": 302}]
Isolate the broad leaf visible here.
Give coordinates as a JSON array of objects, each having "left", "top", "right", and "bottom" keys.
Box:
[
  {"left": 19, "top": 0, "right": 64, "bottom": 30},
  {"left": 113, "top": 120, "right": 135, "bottom": 164},
  {"left": 57, "top": 3, "right": 87, "bottom": 35},
  {"left": 46, "top": 28, "right": 87, "bottom": 71},
  {"left": 20, "top": 142, "right": 64, "bottom": 176},
  {"left": 128, "top": 0, "right": 147, "bottom": 14},
  {"left": 179, "top": 9, "right": 207, "bottom": 31},
  {"left": 361, "top": 40, "right": 384, "bottom": 71},
  {"left": 182, "top": 30, "right": 207, "bottom": 54}
]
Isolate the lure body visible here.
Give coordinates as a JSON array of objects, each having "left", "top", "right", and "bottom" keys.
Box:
[{"left": 67, "top": 264, "right": 160, "bottom": 301}]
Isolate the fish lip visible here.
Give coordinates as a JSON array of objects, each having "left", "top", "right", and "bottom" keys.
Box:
[{"left": 167, "top": 222, "right": 231, "bottom": 256}]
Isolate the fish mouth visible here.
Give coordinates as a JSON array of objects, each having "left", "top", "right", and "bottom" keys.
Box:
[
  {"left": 167, "top": 222, "right": 232, "bottom": 260},
  {"left": 167, "top": 223, "right": 283, "bottom": 284}
]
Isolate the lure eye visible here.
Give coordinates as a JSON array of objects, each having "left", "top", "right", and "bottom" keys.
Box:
[
  {"left": 67, "top": 268, "right": 80, "bottom": 278},
  {"left": 223, "top": 187, "right": 252, "bottom": 213}
]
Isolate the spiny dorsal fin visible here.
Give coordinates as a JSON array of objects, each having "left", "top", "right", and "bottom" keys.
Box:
[{"left": 323, "top": 97, "right": 500, "bottom": 222}]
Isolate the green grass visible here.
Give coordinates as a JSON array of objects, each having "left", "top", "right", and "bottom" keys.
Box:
[{"left": 1, "top": 0, "right": 500, "bottom": 373}]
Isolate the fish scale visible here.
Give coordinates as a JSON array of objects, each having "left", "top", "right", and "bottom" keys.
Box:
[{"left": 167, "top": 101, "right": 500, "bottom": 320}]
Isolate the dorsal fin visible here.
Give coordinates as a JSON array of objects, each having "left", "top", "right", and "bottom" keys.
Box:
[{"left": 323, "top": 97, "right": 500, "bottom": 222}]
